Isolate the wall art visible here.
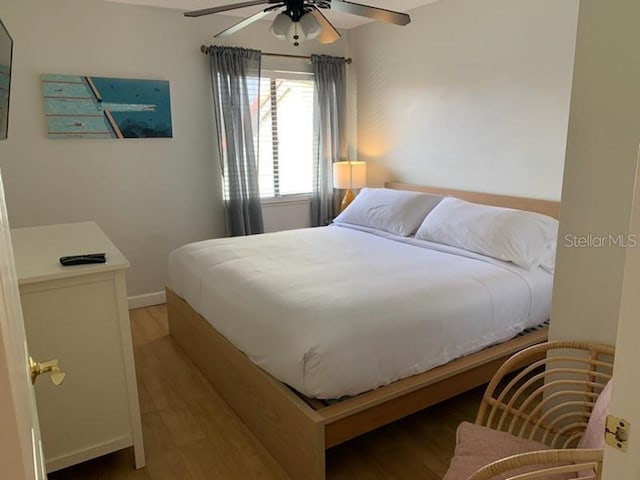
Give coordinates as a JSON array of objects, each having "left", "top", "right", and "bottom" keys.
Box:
[{"left": 41, "top": 74, "right": 172, "bottom": 139}]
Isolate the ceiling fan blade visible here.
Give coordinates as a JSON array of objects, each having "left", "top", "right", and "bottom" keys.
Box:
[
  {"left": 310, "top": 8, "right": 341, "bottom": 44},
  {"left": 214, "top": 8, "right": 275, "bottom": 37},
  {"left": 329, "top": 0, "right": 411, "bottom": 26},
  {"left": 185, "top": 0, "right": 276, "bottom": 18}
]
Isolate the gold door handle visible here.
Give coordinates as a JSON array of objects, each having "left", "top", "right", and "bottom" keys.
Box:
[{"left": 29, "top": 357, "right": 66, "bottom": 386}]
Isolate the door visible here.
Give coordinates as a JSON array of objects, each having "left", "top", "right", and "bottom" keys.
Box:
[
  {"left": 601, "top": 147, "right": 640, "bottom": 479},
  {"left": 0, "top": 170, "right": 46, "bottom": 480}
]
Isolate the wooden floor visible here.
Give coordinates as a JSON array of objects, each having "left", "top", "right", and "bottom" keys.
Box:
[{"left": 49, "top": 305, "right": 483, "bottom": 480}]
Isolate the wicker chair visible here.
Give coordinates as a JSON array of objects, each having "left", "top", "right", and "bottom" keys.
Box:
[{"left": 444, "top": 341, "right": 615, "bottom": 480}]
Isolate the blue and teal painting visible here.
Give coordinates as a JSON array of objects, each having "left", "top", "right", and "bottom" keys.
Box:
[{"left": 41, "top": 74, "right": 172, "bottom": 139}]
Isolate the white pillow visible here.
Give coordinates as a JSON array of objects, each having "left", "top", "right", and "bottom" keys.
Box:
[
  {"left": 415, "top": 197, "right": 559, "bottom": 270},
  {"left": 333, "top": 188, "right": 443, "bottom": 236},
  {"left": 539, "top": 241, "right": 557, "bottom": 273}
]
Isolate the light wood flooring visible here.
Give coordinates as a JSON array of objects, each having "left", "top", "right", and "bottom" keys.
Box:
[{"left": 49, "top": 305, "right": 483, "bottom": 480}]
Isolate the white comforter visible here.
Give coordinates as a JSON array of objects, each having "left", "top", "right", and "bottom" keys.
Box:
[{"left": 168, "top": 225, "right": 552, "bottom": 399}]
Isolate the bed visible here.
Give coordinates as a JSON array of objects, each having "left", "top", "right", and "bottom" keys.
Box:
[{"left": 166, "top": 182, "right": 560, "bottom": 480}]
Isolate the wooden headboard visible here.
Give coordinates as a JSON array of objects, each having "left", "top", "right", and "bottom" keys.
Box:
[{"left": 385, "top": 182, "right": 560, "bottom": 219}]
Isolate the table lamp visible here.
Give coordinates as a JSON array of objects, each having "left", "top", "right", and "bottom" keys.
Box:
[{"left": 333, "top": 161, "right": 367, "bottom": 212}]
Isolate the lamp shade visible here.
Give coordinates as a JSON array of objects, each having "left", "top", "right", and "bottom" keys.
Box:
[
  {"left": 333, "top": 161, "right": 367, "bottom": 190},
  {"left": 299, "top": 12, "right": 322, "bottom": 40},
  {"left": 270, "top": 13, "right": 292, "bottom": 39}
]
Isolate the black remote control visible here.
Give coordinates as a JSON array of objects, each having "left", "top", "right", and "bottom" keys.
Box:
[{"left": 59, "top": 253, "right": 107, "bottom": 266}]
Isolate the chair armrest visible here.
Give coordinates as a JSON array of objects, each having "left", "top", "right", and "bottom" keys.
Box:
[{"left": 467, "top": 448, "right": 603, "bottom": 480}]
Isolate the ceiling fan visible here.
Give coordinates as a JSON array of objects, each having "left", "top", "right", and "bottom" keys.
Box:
[{"left": 184, "top": 0, "right": 411, "bottom": 46}]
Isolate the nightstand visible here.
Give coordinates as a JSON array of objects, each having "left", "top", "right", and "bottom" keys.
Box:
[{"left": 11, "top": 221, "right": 145, "bottom": 472}]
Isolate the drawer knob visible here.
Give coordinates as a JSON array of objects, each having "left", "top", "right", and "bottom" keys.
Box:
[{"left": 29, "top": 357, "right": 66, "bottom": 386}]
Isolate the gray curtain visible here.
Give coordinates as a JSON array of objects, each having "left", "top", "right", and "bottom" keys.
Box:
[
  {"left": 209, "top": 46, "right": 264, "bottom": 236},
  {"left": 311, "top": 55, "right": 348, "bottom": 227}
]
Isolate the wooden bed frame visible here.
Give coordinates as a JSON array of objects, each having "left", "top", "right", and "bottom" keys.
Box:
[{"left": 167, "top": 183, "right": 560, "bottom": 480}]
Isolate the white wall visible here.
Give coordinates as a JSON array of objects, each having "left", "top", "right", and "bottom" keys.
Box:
[
  {"left": 0, "top": 0, "right": 348, "bottom": 296},
  {"left": 549, "top": 0, "right": 640, "bottom": 347},
  {"left": 350, "top": 0, "right": 579, "bottom": 200}
]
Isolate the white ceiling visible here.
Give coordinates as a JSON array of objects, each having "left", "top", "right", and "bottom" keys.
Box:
[{"left": 104, "top": 0, "right": 440, "bottom": 29}]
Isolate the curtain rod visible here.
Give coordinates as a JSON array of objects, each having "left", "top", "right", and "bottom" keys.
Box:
[{"left": 199, "top": 45, "right": 352, "bottom": 64}]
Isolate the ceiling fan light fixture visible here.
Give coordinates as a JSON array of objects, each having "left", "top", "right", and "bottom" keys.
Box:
[
  {"left": 270, "top": 12, "right": 292, "bottom": 39},
  {"left": 271, "top": 11, "right": 319, "bottom": 47}
]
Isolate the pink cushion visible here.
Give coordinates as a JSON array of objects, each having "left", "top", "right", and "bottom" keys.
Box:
[
  {"left": 578, "top": 380, "right": 612, "bottom": 449},
  {"left": 443, "top": 422, "right": 571, "bottom": 480}
]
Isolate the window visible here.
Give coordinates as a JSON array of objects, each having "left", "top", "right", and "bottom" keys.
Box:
[{"left": 255, "top": 71, "right": 315, "bottom": 199}]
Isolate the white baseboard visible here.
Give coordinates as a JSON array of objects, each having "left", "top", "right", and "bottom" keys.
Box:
[{"left": 128, "top": 291, "right": 166, "bottom": 310}]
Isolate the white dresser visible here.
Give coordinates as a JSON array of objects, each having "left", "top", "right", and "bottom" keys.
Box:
[{"left": 11, "top": 221, "right": 145, "bottom": 472}]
